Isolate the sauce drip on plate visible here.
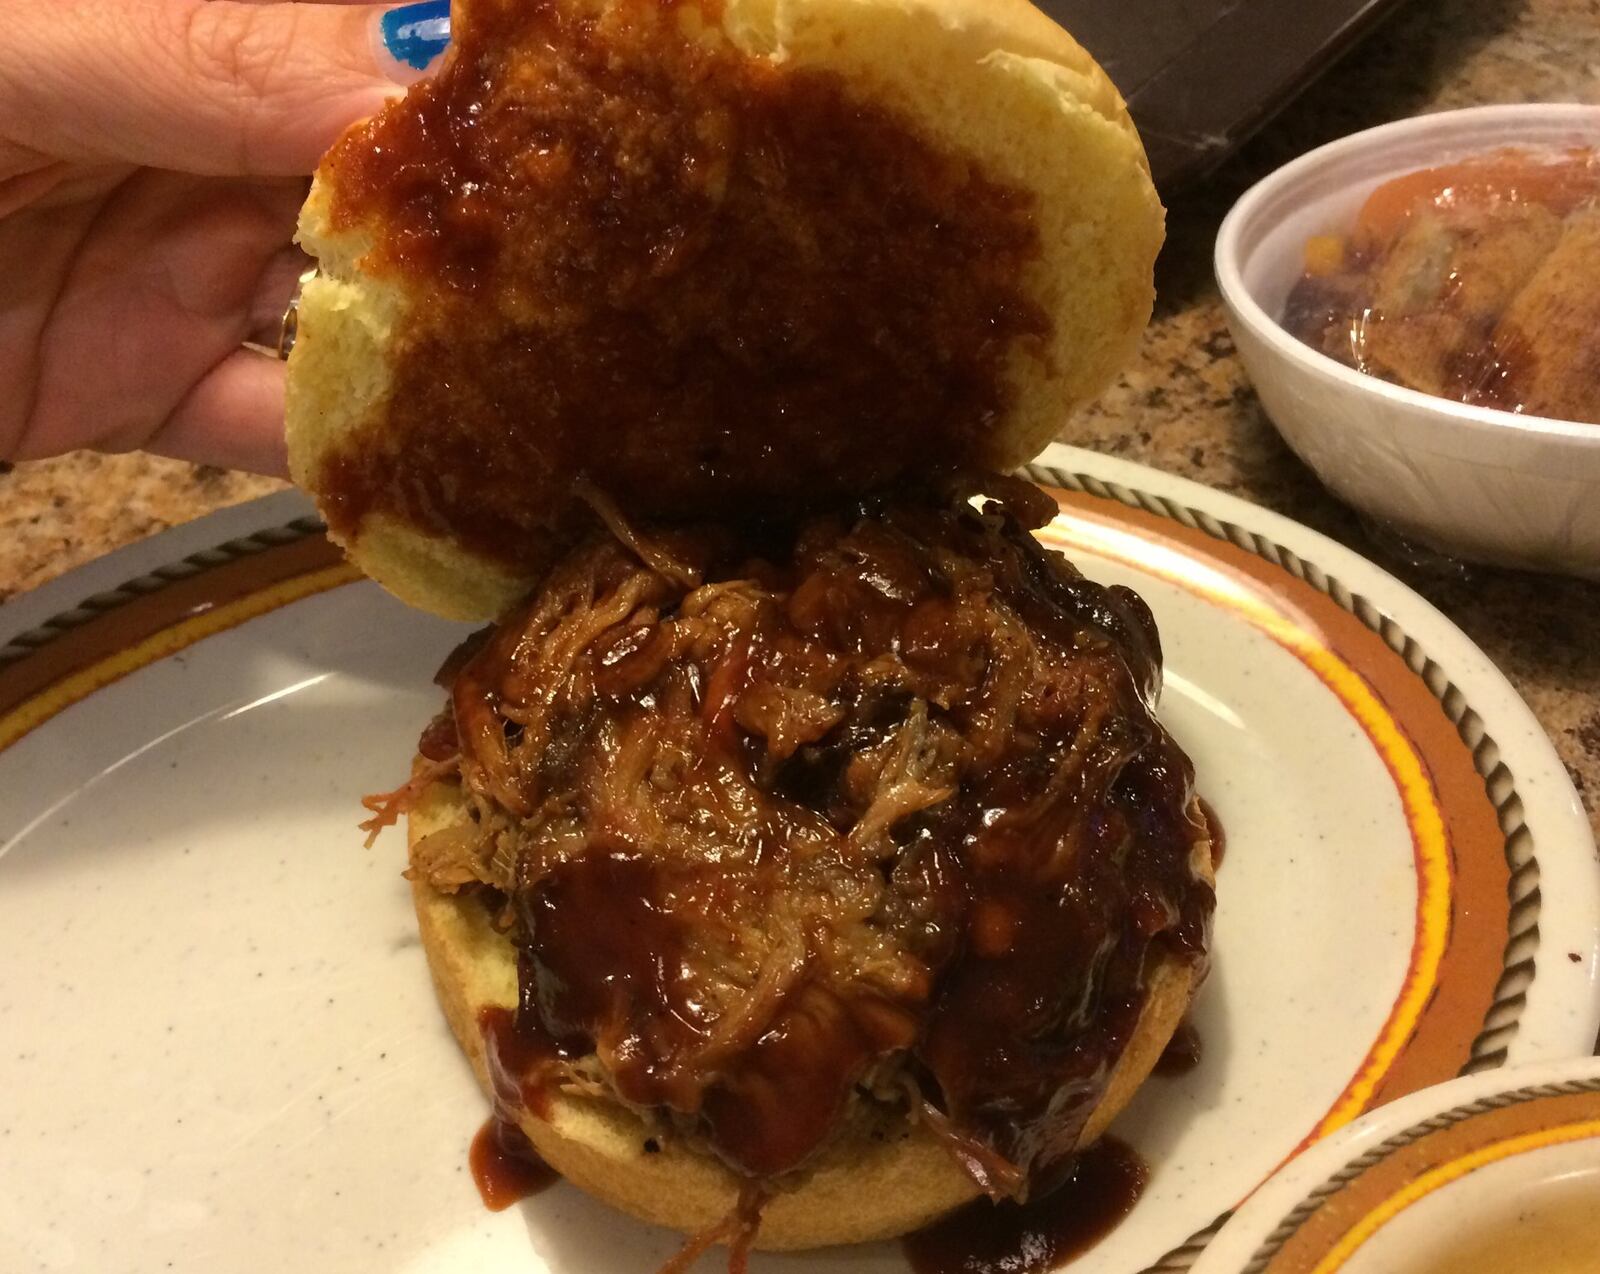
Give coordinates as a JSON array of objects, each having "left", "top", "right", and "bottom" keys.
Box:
[
  {"left": 1197, "top": 796, "right": 1226, "bottom": 871},
  {"left": 470, "top": 1117, "right": 560, "bottom": 1211},
  {"left": 1153, "top": 1017, "right": 1202, "bottom": 1076},
  {"left": 901, "top": 1138, "right": 1149, "bottom": 1274}
]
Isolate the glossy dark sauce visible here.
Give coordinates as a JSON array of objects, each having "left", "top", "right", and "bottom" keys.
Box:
[
  {"left": 470, "top": 1117, "right": 559, "bottom": 1210},
  {"left": 417, "top": 709, "right": 459, "bottom": 762},
  {"left": 1197, "top": 796, "right": 1225, "bottom": 870},
  {"left": 439, "top": 500, "right": 1215, "bottom": 1192},
  {"left": 316, "top": 0, "right": 1048, "bottom": 568},
  {"left": 1153, "top": 1017, "right": 1202, "bottom": 1077},
  {"left": 523, "top": 847, "right": 927, "bottom": 1175},
  {"left": 901, "top": 1138, "right": 1149, "bottom": 1274},
  {"left": 478, "top": 1003, "right": 561, "bottom": 1121}
]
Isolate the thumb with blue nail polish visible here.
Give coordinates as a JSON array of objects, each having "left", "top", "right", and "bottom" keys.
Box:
[{"left": 378, "top": 0, "right": 454, "bottom": 83}]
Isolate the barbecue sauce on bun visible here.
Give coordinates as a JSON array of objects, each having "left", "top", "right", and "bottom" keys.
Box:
[{"left": 286, "top": 0, "right": 1163, "bottom": 621}]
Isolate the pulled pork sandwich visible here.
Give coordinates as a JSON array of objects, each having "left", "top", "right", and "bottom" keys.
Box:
[
  {"left": 283, "top": 0, "right": 1212, "bottom": 1261},
  {"left": 384, "top": 481, "right": 1214, "bottom": 1257}
]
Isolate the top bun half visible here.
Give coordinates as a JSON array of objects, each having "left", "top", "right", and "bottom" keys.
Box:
[{"left": 286, "top": 0, "right": 1164, "bottom": 620}]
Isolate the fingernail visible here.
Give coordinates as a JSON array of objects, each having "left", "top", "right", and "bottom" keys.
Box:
[{"left": 375, "top": 0, "right": 452, "bottom": 82}]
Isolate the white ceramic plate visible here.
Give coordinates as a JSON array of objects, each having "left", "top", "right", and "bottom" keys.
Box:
[
  {"left": 2, "top": 443, "right": 1595, "bottom": 1274},
  {"left": 1191, "top": 1056, "right": 1600, "bottom": 1274}
]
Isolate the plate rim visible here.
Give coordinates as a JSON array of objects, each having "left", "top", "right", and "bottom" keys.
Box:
[
  {"left": 1188, "top": 1053, "right": 1600, "bottom": 1274},
  {"left": 0, "top": 488, "right": 320, "bottom": 644}
]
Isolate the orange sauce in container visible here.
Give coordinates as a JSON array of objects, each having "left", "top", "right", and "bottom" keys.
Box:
[{"left": 1281, "top": 147, "right": 1600, "bottom": 424}]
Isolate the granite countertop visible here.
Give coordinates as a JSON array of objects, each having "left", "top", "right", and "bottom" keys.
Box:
[{"left": 1, "top": 0, "right": 1595, "bottom": 842}]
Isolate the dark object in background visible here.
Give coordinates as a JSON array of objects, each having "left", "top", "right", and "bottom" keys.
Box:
[{"left": 1040, "top": 0, "right": 1411, "bottom": 193}]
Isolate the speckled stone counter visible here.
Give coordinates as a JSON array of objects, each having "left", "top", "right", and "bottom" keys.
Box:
[{"left": 1, "top": 0, "right": 1595, "bottom": 841}]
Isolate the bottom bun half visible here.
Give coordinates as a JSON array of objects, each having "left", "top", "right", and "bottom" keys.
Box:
[{"left": 408, "top": 772, "right": 1206, "bottom": 1249}]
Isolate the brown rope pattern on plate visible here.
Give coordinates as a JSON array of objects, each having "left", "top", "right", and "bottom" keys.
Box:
[
  {"left": 0, "top": 517, "right": 327, "bottom": 670},
  {"left": 1239, "top": 1075, "right": 1600, "bottom": 1272},
  {"left": 1021, "top": 461, "right": 1540, "bottom": 1273}
]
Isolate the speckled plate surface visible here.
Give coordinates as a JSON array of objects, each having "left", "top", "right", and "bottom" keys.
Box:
[{"left": 1, "top": 443, "right": 1595, "bottom": 1274}]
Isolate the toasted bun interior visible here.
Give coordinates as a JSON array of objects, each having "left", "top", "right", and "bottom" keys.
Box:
[
  {"left": 286, "top": 0, "right": 1163, "bottom": 620},
  {"left": 406, "top": 773, "right": 1209, "bottom": 1249}
]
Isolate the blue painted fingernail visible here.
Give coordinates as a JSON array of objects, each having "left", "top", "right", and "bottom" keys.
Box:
[{"left": 379, "top": 0, "right": 452, "bottom": 77}]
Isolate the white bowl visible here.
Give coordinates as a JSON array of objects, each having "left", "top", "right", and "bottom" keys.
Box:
[
  {"left": 1215, "top": 104, "right": 1600, "bottom": 580},
  {"left": 1192, "top": 1056, "right": 1600, "bottom": 1274}
]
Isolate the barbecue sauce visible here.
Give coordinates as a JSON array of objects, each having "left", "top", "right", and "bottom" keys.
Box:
[
  {"left": 902, "top": 1138, "right": 1149, "bottom": 1274},
  {"left": 1198, "top": 796, "right": 1226, "bottom": 870},
  {"left": 439, "top": 496, "right": 1215, "bottom": 1192},
  {"left": 479, "top": 1003, "right": 562, "bottom": 1121},
  {"left": 1153, "top": 1017, "right": 1202, "bottom": 1076},
  {"left": 314, "top": 0, "right": 1049, "bottom": 569},
  {"left": 470, "top": 1117, "right": 559, "bottom": 1210},
  {"left": 416, "top": 709, "right": 459, "bottom": 762}
]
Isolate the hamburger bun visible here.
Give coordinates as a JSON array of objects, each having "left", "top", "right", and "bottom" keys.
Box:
[
  {"left": 286, "top": 0, "right": 1164, "bottom": 621},
  {"left": 406, "top": 768, "right": 1212, "bottom": 1249}
]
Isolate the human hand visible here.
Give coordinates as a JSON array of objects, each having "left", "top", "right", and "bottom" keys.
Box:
[{"left": 0, "top": 0, "right": 452, "bottom": 475}]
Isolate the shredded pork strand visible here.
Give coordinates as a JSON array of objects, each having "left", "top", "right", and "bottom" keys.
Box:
[
  {"left": 404, "top": 822, "right": 486, "bottom": 892},
  {"left": 660, "top": 919, "right": 810, "bottom": 1084},
  {"left": 576, "top": 478, "right": 701, "bottom": 588},
  {"left": 917, "top": 1101, "right": 1026, "bottom": 1201},
  {"left": 657, "top": 1183, "right": 767, "bottom": 1274},
  {"left": 455, "top": 563, "right": 668, "bottom": 818},
  {"left": 846, "top": 700, "right": 953, "bottom": 855},
  {"left": 359, "top": 753, "right": 460, "bottom": 847}
]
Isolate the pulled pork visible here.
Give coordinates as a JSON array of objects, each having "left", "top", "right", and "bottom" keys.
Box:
[{"left": 401, "top": 478, "right": 1212, "bottom": 1198}]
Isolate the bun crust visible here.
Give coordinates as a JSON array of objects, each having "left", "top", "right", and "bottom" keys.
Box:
[
  {"left": 406, "top": 771, "right": 1209, "bottom": 1249},
  {"left": 286, "top": 0, "right": 1163, "bottom": 621}
]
